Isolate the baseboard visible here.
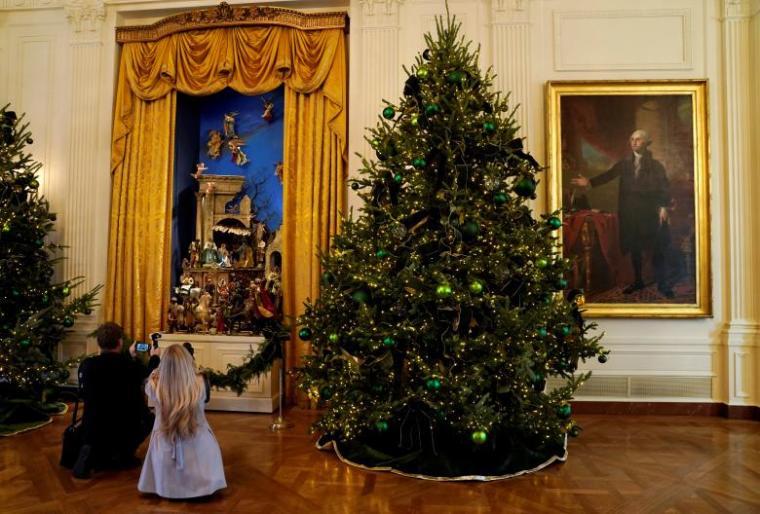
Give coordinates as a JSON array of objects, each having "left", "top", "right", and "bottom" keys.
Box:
[{"left": 572, "top": 401, "right": 760, "bottom": 420}]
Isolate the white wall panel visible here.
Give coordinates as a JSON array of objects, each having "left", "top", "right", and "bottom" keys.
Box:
[{"left": 553, "top": 10, "right": 692, "bottom": 71}]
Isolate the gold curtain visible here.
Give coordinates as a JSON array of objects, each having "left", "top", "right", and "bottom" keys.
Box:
[{"left": 106, "top": 24, "right": 347, "bottom": 379}]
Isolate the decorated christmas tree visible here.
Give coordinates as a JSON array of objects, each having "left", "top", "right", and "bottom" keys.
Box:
[
  {"left": 0, "top": 105, "right": 100, "bottom": 434},
  {"left": 296, "top": 17, "right": 607, "bottom": 479}
]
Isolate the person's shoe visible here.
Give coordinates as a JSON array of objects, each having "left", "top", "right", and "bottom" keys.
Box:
[
  {"left": 623, "top": 281, "right": 645, "bottom": 294},
  {"left": 72, "top": 444, "right": 92, "bottom": 479}
]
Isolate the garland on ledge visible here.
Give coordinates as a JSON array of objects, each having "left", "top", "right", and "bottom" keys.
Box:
[{"left": 202, "top": 318, "right": 290, "bottom": 394}]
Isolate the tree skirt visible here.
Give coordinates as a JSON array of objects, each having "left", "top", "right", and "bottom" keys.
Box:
[
  {"left": 0, "top": 399, "right": 67, "bottom": 436},
  {"left": 316, "top": 429, "right": 567, "bottom": 481}
]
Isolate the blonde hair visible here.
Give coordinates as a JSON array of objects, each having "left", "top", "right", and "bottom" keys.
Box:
[{"left": 156, "top": 344, "right": 203, "bottom": 443}]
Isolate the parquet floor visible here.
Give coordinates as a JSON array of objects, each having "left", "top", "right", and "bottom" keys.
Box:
[{"left": 1, "top": 408, "right": 759, "bottom": 513}]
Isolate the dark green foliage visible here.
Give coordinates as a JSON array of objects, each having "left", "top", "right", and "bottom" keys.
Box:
[{"left": 295, "top": 17, "right": 606, "bottom": 449}]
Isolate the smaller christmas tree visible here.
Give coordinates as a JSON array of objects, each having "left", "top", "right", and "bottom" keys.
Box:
[{"left": 0, "top": 105, "right": 100, "bottom": 434}]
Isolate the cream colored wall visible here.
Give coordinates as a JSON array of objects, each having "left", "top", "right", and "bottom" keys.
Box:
[{"left": 0, "top": 0, "right": 757, "bottom": 406}]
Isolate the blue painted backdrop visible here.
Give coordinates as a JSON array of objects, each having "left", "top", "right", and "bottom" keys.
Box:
[
  {"left": 171, "top": 87, "right": 284, "bottom": 287},
  {"left": 198, "top": 87, "right": 284, "bottom": 230}
]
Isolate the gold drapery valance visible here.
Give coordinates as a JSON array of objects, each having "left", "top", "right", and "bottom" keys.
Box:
[{"left": 106, "top": 8, "right": 347, "bottom": 397}]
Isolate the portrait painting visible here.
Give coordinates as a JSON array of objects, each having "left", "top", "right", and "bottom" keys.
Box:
[{"left": 546, "top": 81, "right": 710, "bottom": 317}]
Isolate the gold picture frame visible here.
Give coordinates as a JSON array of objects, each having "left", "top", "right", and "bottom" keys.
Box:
[{"left": 545, "top": 80, "right": 711, "bottom": 318}]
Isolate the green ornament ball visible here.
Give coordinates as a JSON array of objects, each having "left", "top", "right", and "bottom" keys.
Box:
[
  {"left": 514, "top": 177, "right": 536, "bottom": 197},
  {"left": 469, "top": 280, "right": 483, "bottom": 295},
  {"left": 416, "top": 66, "right": 429, "bottom": 79},
  {"left": 493, "top": 192, "right": 508, "bottom": 205},
  {"left": 483, "top": 121, "right": 496, "bottom": 133},
  {"left": 298, "top": 327, "right": 313, "bottom": 341},
  {"left": 447, "top": 70, "right": 464, "bottom": 84},
  {"left": 352, "top": 289, "right": 370, "bottom": 304},
  {"left": 536, "top": 258, "right": 549, "bottom": 269},
  {"left": 61, "top": 286, "right": 71, "bottom": 297},
  {"left": 20, "top": 338, "right": 31, "bottom": 347},
  {"left": 569, "top": 425, "right": 582, "bottom": 437},
  {"left": 422, "top": 49, "right": 431, "bottom": 61},
  {"left": 410, "top": 114, "right": 419, "bottom": 127},
  {"left": 558, "top": 403, "right": 572, "bottom": 419},
  {"left": 328, "top": 333, "right": 339, "bottom": 343},
  {"left": 560, "top": 325, "right": 571, "bottom": 336},
  {"left": 412, "top": 157, "right": 427, "bottom": 169},
  {"left": 382, "top": 106, "right": 395, "bottom": 120},
  {"left": 462, "top": 220, "right": 480, "bottom": 238},
  {"left": 11, "top": 289, "right": 20, "bottom": 297},
  {"left": 426, "top": 377, "right": 441, "bottom": 390},
  {"left": 393, "top": 173, "right": 403, "bottom": 184},
  {"left": 471, "top": 430, "right": 488, "bottom": 445},
  {"left": 35, "top": 239, "right": 44, "bottom": 247},
  {"left": 598, "top": 354, "right": 608, "bottom": 364},
  {"left": 382, "top": 336, "right": 395, "bottom": 347},
  {"left": 375, "top": 420, "right": 389, "bottom": 432},
  {"left": 320, "top": 386, "right": 333, "bottom": 400},
  {"left": 41, "top": 294, "right": 50, "bottom": 306},
  {"left": 533, "top": 371, "right": 545, "bottom": 384},
  {"left": 537, "top": 327, "right": 548, "bottom": 338},
  {"left": 425, "top": 103, "right": 440, "bottom": 116},
  {"left": 63, "top": 316, "right": 74, "bottom": 328},
  {"left": 376, "top": 248, "right": 389, "bottom": 258},
  {"left": 547, "top": 216, "right": 562, "bottom": 230},
  {"left": 1, "top": 222, "right": 10, "bottom": 233},
  {"left": 350, "top": 182, "right": 360, "bottom": 191},
  {"left": 321, "top": 271, "right": 335, "bottom": 285},
  {"left": 435, "top": 284, "right": 453, "bottom": 298},
  {"left": 557, "top": 278, "right": 568, "bottom": 289},
  {"left": 29, "top": 179, "right": 39, "bottom": 189}
]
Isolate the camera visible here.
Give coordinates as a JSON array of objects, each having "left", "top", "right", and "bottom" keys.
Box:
[
  {"left": 149, "top": 332, "right": 162, "bottom": 348},
  {"left": 135, "top": 342, "right": 151, "bottom": 352}
]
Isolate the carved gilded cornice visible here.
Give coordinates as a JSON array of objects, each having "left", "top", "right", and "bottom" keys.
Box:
[{"left": 115, "top": 2, "right": 349, "bottom": 43}]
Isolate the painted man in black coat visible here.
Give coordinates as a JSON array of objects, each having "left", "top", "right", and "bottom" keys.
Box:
[
  {"left": 73, "top": 322, "right": 160, "bottom": 478},
  {"left": 571, "top": 129, "right": 673, "bottom": 297}
]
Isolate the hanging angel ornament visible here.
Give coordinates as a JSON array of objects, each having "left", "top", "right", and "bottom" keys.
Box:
[
  {"left": 206, "top": 130, "right": 223, "bottom": 159},
  {"left": 228, "top": 137, "right": 249, "bottom": 166},
  {"left": 261, "top": 97, "right": 275, "bottom": 123},
  {"left": 223, "top": 112, "right": 239, "bottom": 139}
]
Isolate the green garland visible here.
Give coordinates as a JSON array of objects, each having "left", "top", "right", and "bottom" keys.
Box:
[{"left": 203, "top": 319, "right": 290, "bottom": 395}]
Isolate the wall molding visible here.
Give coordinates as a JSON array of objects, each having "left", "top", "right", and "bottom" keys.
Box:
[
  {"left": 0, "top": 0, "right": 63, "bottom": 10},
  {"left": 572, "top": 401, "right": 760, "bottom": 420},
  {"left": 553, "top": 9, "right": 692, "bottom": 71}
]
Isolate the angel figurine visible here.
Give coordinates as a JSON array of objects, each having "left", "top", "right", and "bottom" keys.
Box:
[
  {"left": 206, "top": 130, "right": 223, "bottom": 159},
  {"left": 191, "top": 162, "right": 207, "bottom": 180},
  {"left": 223, "top": 112, "right": 238, "bottom": 139},
  {"left": 262, "top": 98, "right": 275, "bottom": 123},
  {"left": 228, "top": 137, "right": 249, "bottom": 166}
]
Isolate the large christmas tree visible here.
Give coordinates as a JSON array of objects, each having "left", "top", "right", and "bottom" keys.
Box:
[
  {"left": 0, "top": 105, "right": 100, "bottom": 434},
  {"left": 296, "top": 17, "right": 607, "bottom": 479}
]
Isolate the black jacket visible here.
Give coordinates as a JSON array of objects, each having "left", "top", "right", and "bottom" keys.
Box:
[
  {"left": 590, "top": 151, "right": 669, "bottom": 253},
  {"left": 78, "top": 352, "right": 159, "bottom": 460}
]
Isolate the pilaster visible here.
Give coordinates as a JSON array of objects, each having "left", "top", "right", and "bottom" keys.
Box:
[
  {"left": 489, "top": 0, "right": 531, "bottom": 141},
  {"left": 721, "top": 0, "right": 758, "bottom": 406}
]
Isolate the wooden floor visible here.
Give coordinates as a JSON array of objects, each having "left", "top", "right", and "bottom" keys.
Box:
[{"left": 1, "top": 408, "right": 759, "bottom": 513}]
